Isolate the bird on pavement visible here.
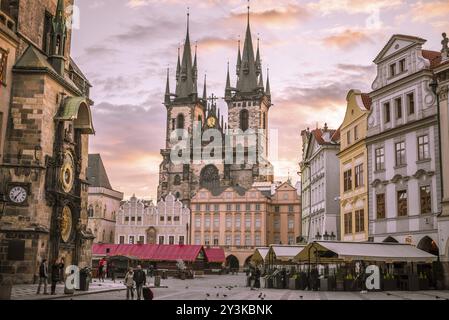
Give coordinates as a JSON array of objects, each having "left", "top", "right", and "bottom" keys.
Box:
[
  {"left": 223, "top": 294, "right": 228, "bottom": 298},
  {"left": 216, "top": 293, "right": 219, "bottom": 297},
  {"left": 206, "top": 293, "right": 210, "bottom": 297}
]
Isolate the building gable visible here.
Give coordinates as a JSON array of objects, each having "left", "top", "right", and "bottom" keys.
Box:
[{"left": 373, "top": 35, "right": 426, "bottom": 64}]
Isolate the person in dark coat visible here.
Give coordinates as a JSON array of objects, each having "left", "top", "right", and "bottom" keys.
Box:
[
  {"left": 133, "top": 265, "right": 146, "bottom": 300},
  {"left": 58, "top": 257, "right": 65, "bottom": 284},
  {"left": 50, "top": 259, "right": 62, "bottom": 295},
  {"left": 36, "top": 259, "right": 49, "bottom": 295}
]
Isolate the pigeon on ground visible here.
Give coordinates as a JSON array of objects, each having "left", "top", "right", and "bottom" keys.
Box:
[
  {"left": 223, "top": 294, "right": 228, "bottom": 297},
  {"left": 206, "top": 293, "right": 210, "bottom": 297},
  {"left": 216, "top": 293, "right": 219, "bottom": 297},
  {"left": 258, "top": 293, "right": 263, "bottom": 298},
  {"left": 185, "top": 286, "right": 189, "bottom": 289},
  {"left": 299, "top": 295, "right": 303, "bottom": 299}
]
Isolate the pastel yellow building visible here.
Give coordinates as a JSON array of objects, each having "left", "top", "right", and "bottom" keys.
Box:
[{"left": 338, "top": 90, "right": 372, "bottom": 241}]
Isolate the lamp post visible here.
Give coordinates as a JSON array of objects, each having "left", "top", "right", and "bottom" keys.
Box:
[{"left": 430, "top": 77, "right": 445, "bottom": 210}]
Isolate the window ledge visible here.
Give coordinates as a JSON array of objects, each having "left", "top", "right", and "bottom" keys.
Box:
[
  {"left": 416, "top": 159, "right": 431, "bottom": 164},
  {"left": 374, "top": 169, "right": 386, "bottom": 174},
  {"left": 394, "top": 164, "right": 407, "bottom": 169}
]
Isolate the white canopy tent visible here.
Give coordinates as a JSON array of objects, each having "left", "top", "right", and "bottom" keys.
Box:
[{"left": 295, "top": 241, "right": 438, "bottom": 264}]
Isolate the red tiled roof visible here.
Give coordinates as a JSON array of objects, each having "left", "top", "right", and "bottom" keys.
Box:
[
  {"left": 312, "top": 128, "right": 339, "bottom": 145},
  {"left": 204, "top": 248, "right": 226, "bottom": 263},
  {"left": 92, "top": 244, "right": 205, "bottom": 262},
  {"left": 422, "top": 50, "right": 442, "bottom": 69},
  {"left": 361, "top": 93, "right": 372, "bottom": 110}
]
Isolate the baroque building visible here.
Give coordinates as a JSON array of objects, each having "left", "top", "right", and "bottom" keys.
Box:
[
  {"left": 190, "top": 181, "right": 301, "bottom": 268},
  {"left": 87, "top": 154, "right": 123, "bottom": 244},
  {"left": 115, "top": 194, "right": 190, "bottom": 246},
  {"left": 157, "top": 8, "right": 273, "bottom": 206},
  {"left": 366, "top": 35, "right": 442, "bottom": 254},
  {"left": 338, "top": 90, "right": 372, "bottom": 242},
  {"left": 300, "top": 125, "right": 340, "bottom": 242},
  {"left": 0, "top": 0, "right": 94, "bottom": 283},
  {"left": 434, "top": 32, "right": 449, "bottom": 287}
]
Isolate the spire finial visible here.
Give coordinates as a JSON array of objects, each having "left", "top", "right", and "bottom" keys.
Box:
[{"left": 247, "top": 0, "right": 250, "bottom": 26}]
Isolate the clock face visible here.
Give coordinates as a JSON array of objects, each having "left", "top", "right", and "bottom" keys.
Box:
[
  {"left": 61, "top": 152, "right": 75, "bottom": 193},
  {"left": 9, "top": 186, "right": 27, "bottom": 204},
  {"left": 60, "top": 206, "right": 73, "bottom": 243},
  {"left": 207, "top": 116, "right": 216, "bottom": 128}
]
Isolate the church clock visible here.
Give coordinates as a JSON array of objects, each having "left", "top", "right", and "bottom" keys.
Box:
[
  {"left": 207, "top": 116, "right": 216, "bottom": 128},
  {"left": 60, "top": 152, "right": 75, "bottom": 193}
]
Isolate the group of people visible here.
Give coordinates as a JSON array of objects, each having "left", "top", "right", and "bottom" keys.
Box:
[
  {"left": 124, "top": 265, "right": 150, "bottom": 300},
  {"left": 36, "top": 257, "right": 65, "bottom": 295}
]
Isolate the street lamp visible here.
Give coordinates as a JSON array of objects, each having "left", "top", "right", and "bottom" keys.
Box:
[{"left": 430, "top": 76, "right": 445, "bottom": 205}]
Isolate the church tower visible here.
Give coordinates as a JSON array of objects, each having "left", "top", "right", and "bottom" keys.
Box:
[
  {"left": 158, "top": 11, "right": 209, "bottom": 205},
  {"left": 224, "top": 5, "right": 274, "bottom": 188}
]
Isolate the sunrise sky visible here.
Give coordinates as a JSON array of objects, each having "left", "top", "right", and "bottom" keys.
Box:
[{"left": 70, "top": 0, "right": 449, "bottom": 200}]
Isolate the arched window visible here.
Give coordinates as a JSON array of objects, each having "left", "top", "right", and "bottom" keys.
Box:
[
  {"left": 177, "top": 114, "right": 185, "bottom": 129},
  {"left": 174, "top": 175, "right": 181, "bottom": 185},
  {"left": 175, "top": 191, "right": 181, "bottom": 199},
  {"left": 110, "top": 231, "right": 114, "bottom": 243},
  {"left": 240, "top": 109, "right": 249, "bottom": 131},
  {"left": 262, "top": 112, "right": 266, "bottom": 130},
  {"left": 88, "top": 205, "right": 94, "bottom": 218}
]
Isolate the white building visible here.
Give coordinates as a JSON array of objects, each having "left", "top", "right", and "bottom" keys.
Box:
[
  {"left": 87, "top": 154, "right": 124, "bottom": 244},
  {"left": 115, "top": 193, "right": 190, "bottom": 245},
  {"left": 366, "top": 34, "right": 442, "bottom": 255},
  {"left": 300, "top": 125, "right": 341, "bottom": 242}
]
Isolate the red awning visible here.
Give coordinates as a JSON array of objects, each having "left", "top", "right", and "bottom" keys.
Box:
[
  {"left": 92, "top": 244, "right": 204, "bottom": 262},
  {"left": 204, "top": 248, "right": 225, "bottom": 263}
]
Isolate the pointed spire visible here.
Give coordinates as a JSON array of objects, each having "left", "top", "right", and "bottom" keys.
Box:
[
  {"left": 49, "top": 0, "right": 67, "bottom": 75},
  {"left": 202, "top": 74, "right": 207, "bottom": 101},
  {"left": 266, "top": 68, "right": 271, "bottom": 97},
  {"left": 236, "top": 38, "right": 242, "bottom": 76},
  {"left": 225, "top": 61, "right": 232, "bottom": 98},
  {"left": 165, "top": 68, "right": 171, "bottom": 105},
  {"left": 175, "top": 9, "right": 197, "bottom": 101},
  {"left": 256, "top": 36, "right": 261, "bottom": 75},
  {"left": 176, "top": 46, "right": 181, "bottom": 81},
  {"left": 258, "top": 67, "right": 264, "bottom": 91},
  {"left": 236, "top": 1, "right": 258, "bottom": 94}
]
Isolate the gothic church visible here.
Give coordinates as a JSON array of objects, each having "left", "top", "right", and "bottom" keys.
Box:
[{"left": 158, "top": 8, "right": 274, "bottom": 206}]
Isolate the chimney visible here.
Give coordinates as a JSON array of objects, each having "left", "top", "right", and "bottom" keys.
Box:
[{"left": 322, "top": 123, "right": 331, "bottom": 142}]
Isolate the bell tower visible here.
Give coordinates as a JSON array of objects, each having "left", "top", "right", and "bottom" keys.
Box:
[
  {"left": 224, "top": 3, "right": 273, "bottom": 187},
  {"left": 49, "top": 0, "right": 67, "bottom": 75}
]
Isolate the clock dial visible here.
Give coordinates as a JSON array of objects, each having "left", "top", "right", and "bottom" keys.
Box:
[
  {"left": 60, "top": 206, "right": 73, "bottom": 243},
  {"left": 60, "top": 152, "right": 75, "bottom": 193},
  {"left": 9, "top": 186, "right": 27, "bottom": 204},
  {"left": 207, "top": 117, "right": 216, "bottom": 128}
]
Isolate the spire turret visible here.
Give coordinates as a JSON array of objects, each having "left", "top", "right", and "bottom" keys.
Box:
[
  {"left": 202, "top": 74, "right": 207, "bottom": 101},
  {"left": 225, "top": 62, "right": 232, "bottom": 99},
  {"left": 256, "top": 37, "right": 261, "bottom": 76},
  {"left": 236, "top": 39, "right": 242, "bottom": 76},
  {"left": 49, "top": 0, "right": 67, "bottom": 75},
  {"left": 165, "top": 68, "right": 171, "bottom": 105},
  {"left": 266, "top": 68, "right": 271, "bottom": 97}
]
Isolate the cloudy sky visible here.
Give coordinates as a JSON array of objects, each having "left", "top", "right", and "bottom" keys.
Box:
[{"left": 70, "top": 0, "right": 449, "bottom": 200}]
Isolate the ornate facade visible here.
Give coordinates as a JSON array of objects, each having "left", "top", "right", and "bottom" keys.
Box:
[
  {"left": 0, "top": 0, "right": 94, "bottom": 283},
  {"left": 157, "top": 8, "right": 273, "bottom": 206},
  {"left": 338, "top": 90, "right": 371, "bottom": 242},
  {"left": 115, "top": 194, "right": 190, "bottom": 246},
  {"left": 366, "top": 35, "right": 442, "bottom": 253}
]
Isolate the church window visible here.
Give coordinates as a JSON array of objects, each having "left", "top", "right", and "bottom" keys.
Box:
[
  {"left": 174, "top": 175, "right": 181, "bottom": 185},
  {"left": 175, "top": 191, "right": 181, "bottom": 199},
  {"left": 177, "top": 114, "right": 185, "bottom": 129},
  {"left": 240, "top": 109, "right": 249, "bottom": 131},
  {"left": 88, "top": 205, "right": 94, "bottom": 218},
  {"left": 43, "top": 11, "right": 53, "bottom": 54}
]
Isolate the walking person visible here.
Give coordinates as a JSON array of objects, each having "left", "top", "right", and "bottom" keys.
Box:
[
  {"left": 58, "top": 257, "right": 65, "bottom": 284},
  {"left": 124, "top": 268, "right": 135, "bottom": 300},
  {"left": 36, "top": 259, "right": 49, "bottom": 295},
  {"left": 50, "top": 259, "right": 62, "bottom": 295},
  {"left": 133, "top": 265, "right": 146, "bottom": 300}
]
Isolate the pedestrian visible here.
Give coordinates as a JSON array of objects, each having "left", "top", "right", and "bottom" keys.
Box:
[
  {"left": 98, "top": 258, "right": 106, "bottom": 282},
  {"left": 109, "top": 261, "right": 116, "bottom": 283},
  {"left": 58, "top": 257, "right": 65, "bottom": 284},
  {"left": 50, "top": 259, "right": 61, "bottom": 295},
  {"left": 124, "top": 268, "right": 135, "bottom": 300},
  {"left": 133, "top": 265, "right": 146, "bottom": 300},
  {"left": 36, "top": 259, "right": 49, "bottom": 295}
]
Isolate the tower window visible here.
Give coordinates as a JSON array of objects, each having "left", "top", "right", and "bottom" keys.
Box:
[
  {"left": 240, "top": 109, "right": 249, "bottom": 131},
  {"left": 43, "top": 11, "right": 53, "bottom": 55},
  {"left": 177, "top": 114, "right": 185, "bottom": 129}
]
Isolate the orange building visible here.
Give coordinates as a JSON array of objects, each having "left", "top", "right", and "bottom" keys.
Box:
[{"left": 190, "top": 182, "right": 301, "bottom": 268}]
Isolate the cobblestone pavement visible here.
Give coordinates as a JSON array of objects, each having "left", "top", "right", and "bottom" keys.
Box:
[
  {"left": 12, "top": 279, "right": 126, "bottom": 300},
  {"left": 52, "top": 274, "right": 449, "bottom": 301}
]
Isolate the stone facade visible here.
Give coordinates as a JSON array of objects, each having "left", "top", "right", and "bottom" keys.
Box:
[
  {"left": 338, "top": 90, "right": 371, "bottom": 242},
  {"left": 0, "top": 0, "right": 94, "bottom": 284},
  {"left": 434, "top": 38, "right": 449, "bottom": 288},
  {"left": 157, "top": 10, "right": 273, "bottom": 207},
  {"left": 366, "top": 35, "right": 441, "bottom": 253},
  {"left": 190, "top": 181, "right": 301, "bottom": 268},
  {"left": 115, "top": 194, "right": 190, "bottom": 246},
  {"left": 300, "top": 126, "right": 341, "bottom": 242}
]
